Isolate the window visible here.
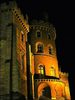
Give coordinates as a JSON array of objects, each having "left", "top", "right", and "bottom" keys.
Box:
[
  {"left": 21, "top": 31, "right": 24, "bottom": 42},
  {"left": 50, "top": 67, "right": 55, "bottom": 76},
  {"left": 37, "top": 31, "right": 41, "bottom": 38},
  {"left": 21, "top": 55, "right": 24, "bottom": 71},
  {"left": 47, "top": 33, "right": 51, "bottom": 39},
  {"left": 38, "top": 65, "right": 45, "bottom": 75},
  {"left": 48, "top": 34, "right": 51, "bottom": 39},
  {"left": 37, "top": 44, "right": 43, "bottom": 53},
  {"left": 49, "top": 47, "right": 53, "bottom": 54},
  {"left": 21, "top": 34, "right": 24, "bottom": 42}
]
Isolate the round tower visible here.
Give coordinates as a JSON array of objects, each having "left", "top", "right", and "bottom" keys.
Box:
[
  {"left": 28, "top": 19, "right": 60, "bottom": 99},
  {"left": 29, "top": 20, "right": 59, "bottom": 78}
]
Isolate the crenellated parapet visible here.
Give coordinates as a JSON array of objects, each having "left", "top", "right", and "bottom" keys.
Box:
[
  {"left": 12, "top": 4, "right": 29, "bottom": 36},
  {"left": 13, "top": 8, "right": 29, "bottom": 33},
  {"left": 0, "top": 1, "right": 17, "bottom": 10},
  {"left": 59, "top": 71, "right": 71, "bottom": 99},
  {"left": 0, "top": 0, "right": 71, "bottom": 99},
  {"left": 59, "top": 71, "right": 69, "bottom": 85},
  {"left": 30, "top": 20, "right": 56, "bottom": 40},
  {"left": 59, "top": 71, "right": 68, "bottom": 77},
  {"left": 0, "top": 1, "right": 29, "bottom": 34}
]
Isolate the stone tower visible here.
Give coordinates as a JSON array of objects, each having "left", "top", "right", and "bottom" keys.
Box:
[
  {"left": 0, "top": 1, "right": 29, "bottom": 99},
  {"left": 0, "top": 0, "right": 71, "bottom": 100},
  {"left": 28, "top": 19, "right": 71, "bottom": 100}
]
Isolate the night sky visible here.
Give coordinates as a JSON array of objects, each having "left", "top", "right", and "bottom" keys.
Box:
[
  {"left": 16, "top": 0, "right": 75, "bottom": 98},
  {"left": 1, "top": 0, "right": 75, "bottom": 99}
]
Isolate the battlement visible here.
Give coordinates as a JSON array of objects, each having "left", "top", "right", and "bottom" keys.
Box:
[
  {"left": 59, "top": 71, "right": 69, "bottom": 81},
  {"left": 30, "top": 20, "right": 56, "bottom": 40},
  {"left": 0, "top": 1, "right": 71, "bottom": 99},
  {"left": 0, "top": 0, "right": 29, "bottom": 33},
  {"left": 30, "top": 20, "right": 56, "bottom": 31},
  {"left": 13, "top": 8, "right": 29, "bottom": 32},
  {"left": 0, "top": 1, "right": 17, "bottom": 10}
]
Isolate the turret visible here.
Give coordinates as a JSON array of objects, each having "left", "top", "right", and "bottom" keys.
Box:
[{"left": 28, "top": 19, "right": 59, "bottom": 78}]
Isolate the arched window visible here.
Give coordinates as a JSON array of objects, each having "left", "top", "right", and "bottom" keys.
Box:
[
  {"left": 36, "top": 30, "right": 41, "bottom": 38},
  {"left": 46, "top": 33, "right": 51, "bottom": 39},
  {"left": 37, "top": 44, "right": 43, "bottom": 53},
  {"left": 38, "top": 65, "right": 45, "bottom": 75},
  {"left": 50, "top": 66, "right": 55, "bottom": 76},
  {"left": 48, "top": 34, "right": 51, "bottom": 39},
  {"left": 49, "top": 46, "right": 53, "bottom": 54}
]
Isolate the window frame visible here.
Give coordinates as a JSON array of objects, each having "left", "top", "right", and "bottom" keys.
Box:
[
  {"left": 38, "top": 65, "right": 45, "bottom": 75},
  {"left": 37, "top": 43, "right": 44, "bottom": 53},
  {"left": 21, "top": 31, "right": 24, "bottom": 42},
  {"left": 48, "top": 34, "right": 51, "bottom": 39},
  {"left": 49, "top": 46, "right": 53, "bottom": 55},
  {"left": 50, "top": 66, "right": 55, "bottom": 76},
  {"left": 47, "top": 33, "right": 51, "bottom": 40},
  {"left": 36, "top": 30, "right": 42, "bottom": 38}
]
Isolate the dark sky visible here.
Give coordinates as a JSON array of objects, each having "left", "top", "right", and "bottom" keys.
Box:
[{"left": 16, "top": 0, "right": 75, "bottom": 98}]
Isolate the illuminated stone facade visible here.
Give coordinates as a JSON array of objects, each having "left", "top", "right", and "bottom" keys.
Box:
[
  {"left": 0, "top": 1, "right": 29, "bottom": 99},
  {"left": 29, "top": 20, "right": 71, "bottom": 100},
  {"left": 0, "top": 1, "right": 71, "bottom": 100}
]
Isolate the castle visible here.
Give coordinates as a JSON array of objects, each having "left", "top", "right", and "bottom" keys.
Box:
[{"left": 0, "top": 1, "right": 71, "bottom": 100}]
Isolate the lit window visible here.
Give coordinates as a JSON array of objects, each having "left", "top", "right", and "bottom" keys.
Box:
[
  {"left": 50, "top": 67, "right": 55, "bottom": 76},
  {"left": 49, "top": 47, "right": 53, "bottom": 54},
  {"left": 37, "top": 31, "right": 41, "bottom": 38},
  {"left": 38, "top": 65, "right": 45, "bottom": 75},
  {"left": 37, "top": 44, "right": 43, "bottom": 53}
]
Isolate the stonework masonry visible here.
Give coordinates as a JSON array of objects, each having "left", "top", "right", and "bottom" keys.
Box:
[{"left": 0, "top": 1, "right": 71, "bottom": 100}]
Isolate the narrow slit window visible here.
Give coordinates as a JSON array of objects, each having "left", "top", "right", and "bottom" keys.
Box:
[
  {"left": 37, "top": 31, "right": 41, "bottom": 38},
  {"left": 21, "top": 31, "right": 24, "bottom": 42},
  {"left": 21, "top": 55, "right": 24, "bottom": 72},
  {"left": 49, "top": 47, "right": 53, "bottom": 54}
]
